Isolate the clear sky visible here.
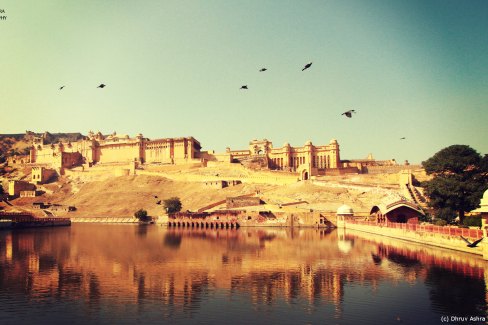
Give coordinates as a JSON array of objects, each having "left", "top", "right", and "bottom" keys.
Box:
[{"left": 1, "top": 1, "right": 487, "bottom": 164}]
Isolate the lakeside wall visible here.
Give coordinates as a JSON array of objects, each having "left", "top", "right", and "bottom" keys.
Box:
[
  {"left": 71, "top": 217, "right": 139, "bottom": 223},
  {"left": 342, "top": 219, "right": 487, "bottom": 259},
  {"left": 159, "top": 210, "right": 336, "bottom": 228},
  {"left": 342, "top": 227, "right": 488, "bottom": 271},
  {"left": 0, "top": 213, "right": 71, "bottom": 229}
]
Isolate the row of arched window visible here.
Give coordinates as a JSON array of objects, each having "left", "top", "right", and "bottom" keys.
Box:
[{"left": 269, "top": 155, "right": 331, "bottom": 169}]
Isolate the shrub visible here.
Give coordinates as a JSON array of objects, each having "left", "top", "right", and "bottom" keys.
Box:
[
  {"left": 434, "top": 219, "right": 447, "bottom": 226},
  {"left": 463, "top": 215, "right": 482, "bottom": 228},
  {"left": 134, "top": 209, "right": 151, "bottom": 222}
]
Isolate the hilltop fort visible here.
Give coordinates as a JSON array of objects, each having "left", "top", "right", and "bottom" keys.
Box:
[
  {"left": 0, "top": 131, "right": 428, "bottom": 220},
  {"left": 17, "top": 131, "right": 407, "bottom": 179}
]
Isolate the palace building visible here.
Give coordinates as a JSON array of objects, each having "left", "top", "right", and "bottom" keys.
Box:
[
  {"left": 218, "top": 138, "right": 341, "bottom": 180},
  {"left": 29, "top": 131, "right": 202, "bottom": 168},
  {"left": 26, "top": 131, "right": 405, "bottom": 180}
]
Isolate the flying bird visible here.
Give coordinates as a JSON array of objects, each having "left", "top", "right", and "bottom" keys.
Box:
[
  {"left": 97, "top": 84, "right": 106, "bottom": 88},
  {"left": 59, "top": 86, "right": 65, "bottom": 90},
  {"left": 460, "top": 236, "right": 483, "bottom": 248},
  {"left": 400, "top": 137, "right": 406, "bottom": 140},
  {"left": 240, "top": 85, "right": 248, "bottom": 89},
  {"left": 302, "top": 62, "right": 312, "bottom": 71},
  {"left": 341, "top": 109, "right": 356, "bottom": 118},
  {"left": 259, "top": 68, "right": 267, "bottom": 72}
]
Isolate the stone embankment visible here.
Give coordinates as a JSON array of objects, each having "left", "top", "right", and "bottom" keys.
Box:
[
  {"left": 159, "top": 210, "right": 336, "bottom": 229},
  {"left": 342, "top": 227, "right": 488, "bottom": 271},
  {"left": 341, "top": 219, "right": 488, "bottom": 259},
  {"left": 0, "top": 212, "right": 71, "bottom": 229},
  {"left": 71, "top": 217, "right": 139, "bottom": 223}
]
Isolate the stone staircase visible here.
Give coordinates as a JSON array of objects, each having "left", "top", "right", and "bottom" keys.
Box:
[
  {"left": 196, "top": 193, "right": 257, "bottom": 212},
  {"left": 405, "top": 184, "right": 429, "bottom": 209}
]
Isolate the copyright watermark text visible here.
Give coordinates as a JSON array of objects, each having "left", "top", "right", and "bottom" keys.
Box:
[{"left": 441, "top": 315, "right": 486, "bottom": 323}]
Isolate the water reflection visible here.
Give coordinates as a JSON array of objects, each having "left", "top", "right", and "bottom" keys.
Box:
[
  {"left": 426, "top": 266, "right": 486, "bottom": 317},
  {"left": 163, "top": 233, "right": 182, "bottom": 249},
  {"left": 0, "top": 225, "right": 486, "bottom": 324}
]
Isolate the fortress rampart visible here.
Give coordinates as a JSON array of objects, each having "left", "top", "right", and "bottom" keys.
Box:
[
  {"left": 25, "top": 131, "right": 412, "bottom": 181},
  {"left": 30, "top": 132, "right": 201, "bottom": 168}
]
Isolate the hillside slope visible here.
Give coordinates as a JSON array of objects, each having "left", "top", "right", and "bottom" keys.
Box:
[{"left": 3, "top": 166, "right": 400, "bottom": 218}]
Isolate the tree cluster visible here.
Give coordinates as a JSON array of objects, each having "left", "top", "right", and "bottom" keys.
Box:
[
  {"left": 422, "top": 145, "right": 488, "bottom": 224},
  {"left": 134, "top": 209, "right": 151, "bottom": 222},
  {"left": 163, "top": 197, "right": 182, "bottom": 214}
]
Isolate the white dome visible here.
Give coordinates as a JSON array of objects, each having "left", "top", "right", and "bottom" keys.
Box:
[
  {"left": 472, "top": 189, "right": 488, "bottom": 213},
  {"left": 479, "top": 189, "right": 488, "bottom": 207},
  {"left": 337, "top": 204, "right": 354, "bottom": 215},
  {"left": 305, "top": 140, "right": 312, "bottom": 146},
  {"left": 330, "top": 139, "right": 338, "bottom": 144},
  {"left": 283, "top": 142, "right": 290, "bottom": 147}
]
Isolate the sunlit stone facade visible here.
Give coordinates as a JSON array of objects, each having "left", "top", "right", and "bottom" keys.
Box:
[
  {"left": 225, "top": 138, "right": 341, "bottom": 179},
  {"left": 29, "top": 131, "right": 202, "bottom": 167}
]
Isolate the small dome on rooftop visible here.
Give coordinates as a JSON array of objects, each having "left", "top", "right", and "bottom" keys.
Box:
[
  {"left": 478, "top": 189, "right": 488, "bottom": 207},
  {"left": 305, "top": 140, "right": 312, "bottom": 146},
  {"left": 330, "top": 139, "right": 338, "bottom": 144},
  {"left": 337, "top": 204, "right": 354, "bottom": 215}
]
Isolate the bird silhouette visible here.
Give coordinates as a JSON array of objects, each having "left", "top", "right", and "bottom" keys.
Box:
[
  {"left": 341, "top": 109, "right": 356, "bottom": 118},
  {"left": 59, "top": 86, "right": 65, "bottom": 90},
  {"left": 302, "top": 62, "right": 312, "bottom": 71},
  {"left": 97, "top": 84, "right": 106, "bottom": 88},
  {"left": 460, "top": 236, "right": 483, "bottom": 247},
  {"left": 240, "top": 85, "right": 248, "bottom": 89},
  {"left": 259, "top": 68, "right": 267, "bottom": 72},
  {"left": 400, "top": 137, "right": 406, "bottom": 140}
]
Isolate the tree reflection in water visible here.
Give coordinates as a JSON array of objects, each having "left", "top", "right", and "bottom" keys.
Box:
[{"left": 163, "top": 233, "right": 182, "bottom": 249}]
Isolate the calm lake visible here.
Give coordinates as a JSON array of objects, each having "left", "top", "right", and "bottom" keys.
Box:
[{"left": 0, "top": 224, "right": 487, "bottom": 325}]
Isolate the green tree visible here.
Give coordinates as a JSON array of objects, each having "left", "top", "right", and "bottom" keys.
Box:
[
  {"left": 422, "top": 145, "right": 487, "bottom": 224},
  {"left": 163, "top": 197, "right": 182, "bottom": 214},
  {"left": 134, "top": 209, "right": 151, "bottom": 222}
]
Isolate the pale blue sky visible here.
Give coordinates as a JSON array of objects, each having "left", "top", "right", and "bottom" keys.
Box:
[{"left": 1, "top": 1, "right": 487, "bottom": 163}]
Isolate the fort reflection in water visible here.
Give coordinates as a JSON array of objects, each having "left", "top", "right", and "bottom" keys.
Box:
[{"left": 0, "top": 225, "right": 487, "bottom": 324}]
